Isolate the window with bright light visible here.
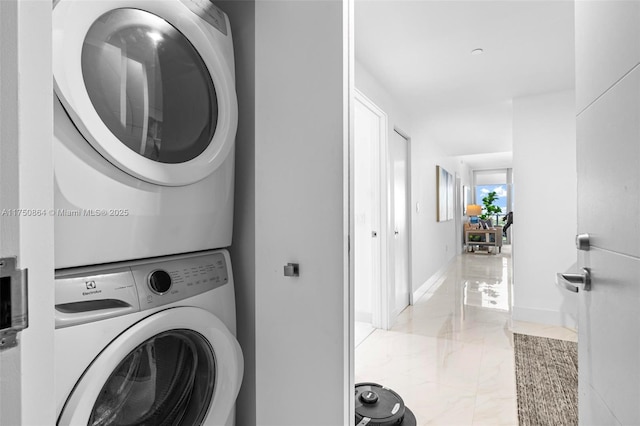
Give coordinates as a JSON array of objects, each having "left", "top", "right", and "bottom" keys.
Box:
[{"left": 475, "top": 184, "right": 508, "bottom": 226}]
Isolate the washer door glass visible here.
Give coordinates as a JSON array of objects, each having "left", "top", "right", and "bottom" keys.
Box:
[
  {"left": 82, "top": 8, "right": 218, "bottom": 164},
  {"left": 89, "top": 330, "right": 215, "bottom": 426}
]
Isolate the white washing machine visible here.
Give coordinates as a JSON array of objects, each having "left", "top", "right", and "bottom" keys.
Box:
[
  {"left": 54, "top": 249, "right": 243, "bottom": 425},
  {"left": 53, "top": 0, "right": 238, "bottom": 268}
]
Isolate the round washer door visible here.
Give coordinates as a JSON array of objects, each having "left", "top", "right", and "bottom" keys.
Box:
[
  {"left": 53, "top": 0, "right": 238, "bottom": 186},
  {"left": 58, "top": 307, "right": 243, "bottom": 426}
]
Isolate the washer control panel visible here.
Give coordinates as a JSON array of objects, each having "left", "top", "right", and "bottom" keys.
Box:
[
  {"left": 131, "top": 252, "right": 228, "bottom": 310},
  {"left": 55, "top": 250, "right": 229, "bottom": 328},
  {"left": 148, "top": 270, "right": 173, "bottom": 294}
]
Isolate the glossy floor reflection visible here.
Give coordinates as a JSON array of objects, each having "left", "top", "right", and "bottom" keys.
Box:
[{"left": 354, "top": 246, "right": 577, "bottom": 426}]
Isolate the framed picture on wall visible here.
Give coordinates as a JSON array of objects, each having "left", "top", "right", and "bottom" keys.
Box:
[{"left": 436, "top": 165, "right": 454, "bottom": 222}]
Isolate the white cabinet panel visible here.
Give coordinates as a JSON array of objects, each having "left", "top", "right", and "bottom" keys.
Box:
[
  {"left": 577, "top": 67, "right": 640, "bottom": 257},
  {"left": 254, "top": 2, "right": 347, "bottom": 425},
  {"left": 575, "top": 1, "right": 640, "bottom": 112},
  {"left": 579, "top": 248, "right": 640, "bottom": 425}
]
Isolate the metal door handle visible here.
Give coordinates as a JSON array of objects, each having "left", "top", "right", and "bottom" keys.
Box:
[{"left": 556, "top": 267, "right": 591, "bottom": 292}]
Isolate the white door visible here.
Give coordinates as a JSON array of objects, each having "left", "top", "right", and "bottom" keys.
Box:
[
  {"left": 353, "top": 96, "right": 382, "bottom": 328},
  {"left": 391, "top": 130, "right": 410, "bottom": 317},
  {"left": 573, "top": 2, "right": 640, "bottom": 424}
]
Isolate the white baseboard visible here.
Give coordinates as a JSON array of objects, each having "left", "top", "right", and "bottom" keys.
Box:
[
  {"left": 512, "top": 306, "right": 577, "bottom": 329},
  {"left": 411, "top": 257, "right": 455, "bottom": 304},
  {"left": 355, "top": 311, "right": 372, "bottom": 324}
]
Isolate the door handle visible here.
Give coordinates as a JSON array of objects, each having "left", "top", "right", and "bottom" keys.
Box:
[{"left": 556, "top": 267, "right": 591, "bottom": 292}]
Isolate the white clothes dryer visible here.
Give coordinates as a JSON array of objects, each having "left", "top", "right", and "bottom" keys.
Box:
[
  {"left": 53, "top": 0, "right": 238, "bottom": 268},
  {"left": 54, "top": 249, "right": 243, "bottom": 426}
]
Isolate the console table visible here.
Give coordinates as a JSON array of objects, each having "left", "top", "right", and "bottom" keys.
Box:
[{"left": 465, "top": 228, "right": 503, "bottom": 253}]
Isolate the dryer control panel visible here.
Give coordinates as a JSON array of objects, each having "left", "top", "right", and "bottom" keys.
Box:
[{"left": 55, "top": 250, "right": 229, "bottom": 329}]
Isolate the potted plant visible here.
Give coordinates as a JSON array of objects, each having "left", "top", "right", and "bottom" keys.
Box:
[{"left": 479, "top": 191, "right": 502, "bottom": 225}]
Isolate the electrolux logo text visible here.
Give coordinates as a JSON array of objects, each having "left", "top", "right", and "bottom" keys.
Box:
[{"left": 82, "top": 280, "right": 101, "bottom": 296}]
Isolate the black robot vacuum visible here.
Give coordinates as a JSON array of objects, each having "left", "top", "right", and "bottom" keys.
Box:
[{"left": 355, "top": 382, "right": 417, "bottom": 426}]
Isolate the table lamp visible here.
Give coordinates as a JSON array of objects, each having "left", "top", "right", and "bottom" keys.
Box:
[{"left": 466, "top": 204, "right": 482, "bottom": 227}]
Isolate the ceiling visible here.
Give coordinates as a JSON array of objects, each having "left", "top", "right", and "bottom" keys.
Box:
[{"left": 355, "top": 0, "right": 575, "bottom": 168}]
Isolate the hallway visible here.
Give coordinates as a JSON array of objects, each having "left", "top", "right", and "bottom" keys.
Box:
[{"left": 355, "top": 246, "right": 577, "bottom": 425}]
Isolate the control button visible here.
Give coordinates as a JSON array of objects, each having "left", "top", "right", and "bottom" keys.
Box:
[
  {"left": 360, "top": 390, "right": 379, "bottom": 404},
  {"left": 148, "top": 270, "right": 172, "bottom": 295}
]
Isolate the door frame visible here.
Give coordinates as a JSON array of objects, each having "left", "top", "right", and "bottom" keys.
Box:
[
  {"left": 352, "top": 89, "right": 390, "bottom": 330},
  {"left": 0, "top": 1, "right": 55, "bottom": 424},
  {"left": 391, "top": 127, "right": 413, "bottom": 311}
]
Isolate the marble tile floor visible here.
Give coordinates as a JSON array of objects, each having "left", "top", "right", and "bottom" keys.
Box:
[{"left": 355, "top": 245, "right": 577, "bottom": 425}]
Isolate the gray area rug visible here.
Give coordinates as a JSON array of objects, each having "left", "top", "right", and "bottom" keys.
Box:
[{"left": 514, "top": 333, "right": 578, "bottom": 426}]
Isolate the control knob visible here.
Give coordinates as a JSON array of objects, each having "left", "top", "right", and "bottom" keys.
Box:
[{"left": 148, "top": 270, "right": 172, "bottom": 294}]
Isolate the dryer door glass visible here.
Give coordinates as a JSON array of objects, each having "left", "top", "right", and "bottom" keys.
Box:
[
  {"left": 82, "top": 9, "right": 218, "bottom": 164},
  {"left": 89, "top": 330, "right": 215, "bottom": 426}
]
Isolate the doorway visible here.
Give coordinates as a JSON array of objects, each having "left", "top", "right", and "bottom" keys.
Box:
[
  {"left": 352, "top": 88, "right": 414, "bottom": 346},
  {"left": 472, "top": 169, "right": 513, "bottom": 244},
  {"left": 353, "top": 90, "right": 387, "bottom": 345},
  {"left": 391, "top": 128, "right": 411, "bottom": 318}
]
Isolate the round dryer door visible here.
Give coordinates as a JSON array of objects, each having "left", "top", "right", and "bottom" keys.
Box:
[
  {"left": 58, "top": 307, "right": 243, "bottom": 426},
  {"left": 53, "top": 0, "right": 238, "bottom": 186}
]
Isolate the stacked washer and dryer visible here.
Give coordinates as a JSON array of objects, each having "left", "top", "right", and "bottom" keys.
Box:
[{"left": 52, "top": 0, "right": 243, "bottom": 424}]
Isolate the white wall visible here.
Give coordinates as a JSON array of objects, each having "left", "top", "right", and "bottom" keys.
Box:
[
  {"left": 0, "top": 1, "right": 55, "bottom": 424},
  {"left": 216, "top": 1, "right": 256, "bottom": 424},
  {"left": 512, "top": 90, "right": 578, "bottom": 328},
  {"left": 410, "top": 124, "right": 471, "bottom": 297},
  {"left": 356, "top": 62, "right": 413, "bottom": 138},
  {"left": 254, "top": 1, "right": 347, "bottom": 425}
]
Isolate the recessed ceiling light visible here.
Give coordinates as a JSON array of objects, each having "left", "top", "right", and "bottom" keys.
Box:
[{"left": 471, "top": 48, "right": 484, "bottom": 55}]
